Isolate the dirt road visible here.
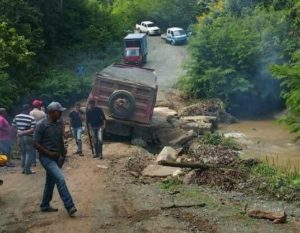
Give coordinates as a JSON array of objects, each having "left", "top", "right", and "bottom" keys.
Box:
[
  {"left": 1, "top": 37, "right": 299, "bottom": 233},
  {"left": 145, "top": 36, "right": 187, "bottom": 90}
]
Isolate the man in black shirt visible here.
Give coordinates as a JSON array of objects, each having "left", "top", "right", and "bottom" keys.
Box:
[
  {"left": 68, "top": 102, "right": 84, "bottom": 156},
  {"left": 86, "top": 100, "right": 106, "bottom": 159},
  {"left": 34, "top": 102, "right": 77, "bottom": 217}
]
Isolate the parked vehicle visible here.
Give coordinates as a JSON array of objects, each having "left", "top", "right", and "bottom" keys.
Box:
[
  {"left": 88, "top": 64, "right": 158, "bottom": 137},
  {"left": 136, "top": 21, "right": 161, "bottom": 36},
  {"left": 123, "top": 33, "right": 148, "bottom": 65},
  {"left": 161, "top": 27, "right": 188, "bottom": 45}
]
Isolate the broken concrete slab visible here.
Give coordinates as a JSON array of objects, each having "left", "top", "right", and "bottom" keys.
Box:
[
  {"left": 170, "top": 130, "right": 197, "bottom": 146},
  {"left": 151, "top": 107, "right": 178, "bottom": 128},
  {"left": 179, "top": 115, "right": 218, "bottom": 133},
  {"left": 142, "top": 164, "right": 182, "bottom": 177},
  {"left": 156, "top": 146, "right": 178, "bottom": 163},
  {"left": 180, "top": 115, "right": 217, "bottom": 123}
]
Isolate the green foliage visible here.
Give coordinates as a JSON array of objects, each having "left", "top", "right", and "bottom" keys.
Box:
[
  {"left": 253, "top": 163, "right": 277, "bottom": 176},
  {"left": 112, "top": 0, "right": 202, "bottom": 30},
  {"left": 0, "top": 22, "right": 35, "bottom": 109},
  {"left": 35, "top": 69, "right": 91, "bottom": 106},
  {"left": 251, "top": 163, "right": 300, "bottom": 200},
  {"left": 201, "top": 132, "right": 241, "bottom": 150},
  {"left": 179, "top": 7, "right": 287, "bottom": 115},
  {"left": 0, "top": 0, "right": 122, "bottom": 110},
  {"left": 160, "top": 177, "right": 181, "bottom": 190},
  {"left": 271, "top": 50, "right": 300, "bottom": 135}
]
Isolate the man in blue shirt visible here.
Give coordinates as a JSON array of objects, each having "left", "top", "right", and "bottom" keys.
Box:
[{"left": 34, "top": 102, "right": 77, "bottom": 217}]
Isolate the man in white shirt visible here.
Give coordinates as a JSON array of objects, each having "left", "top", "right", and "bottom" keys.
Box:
[
  {"left": 30, "top": 100, "right": 46, "bottom": 166},
  {"left": 30, "top": 100, "right": 46, "bottom": 123}
]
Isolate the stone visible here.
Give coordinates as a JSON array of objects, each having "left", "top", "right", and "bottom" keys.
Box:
[
  {"left": 248, "top": 209, "right": 287, "bottom": 224},
  {"left": 142, "top": 164, "right": 182, "bottom": 177},
  {"left": 183, "top": 170, "right": 198, "bottom": 185},
  {"left": 156, "top": 146, "right": 178, "bottom": 163},
  {"left": 170, "top": 130, "right": 197, "bottom": 146},
  {"left": 96, "top": 165, "right": 108, "bottom": 169},
  {"left": 172, "top": 169, "right": 184, "bottom": 177}
]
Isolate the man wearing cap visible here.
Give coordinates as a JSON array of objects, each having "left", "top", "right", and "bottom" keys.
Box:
[
  {"left": 30, "top": 99, "right": 46, "bottom": 166},
  {"left": 34, "top": 102, "right": 77, "bottom": 216},
  {"left": 30, "top": 100, "right": 46, "bottom": 123},
  {"left": 12, "top": 104, "right": 36, "bottom": 174}
]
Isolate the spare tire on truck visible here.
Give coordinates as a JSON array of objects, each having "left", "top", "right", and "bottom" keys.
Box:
[{"left": 109, "top": 90, "right": 135, "bottom": 119}]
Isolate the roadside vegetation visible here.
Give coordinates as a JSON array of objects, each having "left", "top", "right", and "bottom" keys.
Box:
[
  {"left": 178, "top": 0, "right": 300, "bottom": 132},
  {"left": 0, "top": 0, "right": 202, "bottom": 111},
  {"left": 158, "top": 132, "right": 300, "bottom": 201}
]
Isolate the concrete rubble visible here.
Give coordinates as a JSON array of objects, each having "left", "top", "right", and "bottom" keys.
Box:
[
  {"left": 156, "top": 146, "right": 178, "bottom": 163},
  {"left": 142, "top": 164, "right": 182, "bottom": 177}
]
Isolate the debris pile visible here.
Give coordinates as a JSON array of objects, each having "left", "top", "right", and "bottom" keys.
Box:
[
  {"left": 183, "top": 168, "right": 247, "bottom": 191},
  {"left": 187, "top": 142, "right": 239, "bottom": 165},
  {"left": 179, "top": 99, "right": 224, "bottom": 117}
]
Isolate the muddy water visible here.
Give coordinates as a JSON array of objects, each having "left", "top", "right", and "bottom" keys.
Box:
[{"left": 219, "top": 119, "right": 300, "bottom": 172}]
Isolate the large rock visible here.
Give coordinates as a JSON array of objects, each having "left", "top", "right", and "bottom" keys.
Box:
[
  {"left": 170, "top": 130, "right": 197, "bottom": 146},
  {"left": 183, "top": 170, "right": 198, "bottom": 185},
  {"left": 179, "top": 115, "right": 218, "bottom": 134},
  {"left": 142, "top": 164, "right": 182, "bottom": 177},
  {"left": 156, "top": 146, "right": 178, "bottom": 163}
]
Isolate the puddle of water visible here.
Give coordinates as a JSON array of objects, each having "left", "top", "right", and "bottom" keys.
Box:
[{"left": 219, "top": 120, "right": 300, "bottom": 172}]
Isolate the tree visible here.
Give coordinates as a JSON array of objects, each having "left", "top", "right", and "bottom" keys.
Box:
[
  {"left": 179, "top": 6, "right": 287, "bottom": 116},
  {"left": 271, "top": 50, "right": 300, "bottom": 136},
  {"left": 0, "top": 22, "right": 34, "bottom": 108}
]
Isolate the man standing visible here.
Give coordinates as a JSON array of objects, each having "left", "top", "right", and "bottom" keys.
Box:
[
  {"left": 12, "top": 104, "right": 36, "bottom": 174},
  {"left": 68, "top": 102, "right": 84, "bottom": 156},
  {"left": 30, "top": 99, "right": 46, "bottom": 166},
  {"left": 30, "top": 99, "right": 46, "bottom": 123},
  {"left": 86, "top": 99, "right": 106, "bottom": 159},
  {"left": 34, "top": 102, "right": 77, "bottom": 216},
  {"left": 0, "top": 108, "right": 14, "bottom": 167}
]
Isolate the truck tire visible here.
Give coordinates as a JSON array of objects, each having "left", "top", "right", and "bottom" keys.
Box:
[{"left": 109, "top": 90, "right": 135, "bottom": 119}]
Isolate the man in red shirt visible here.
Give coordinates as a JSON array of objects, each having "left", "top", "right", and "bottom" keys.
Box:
[{"left": 0, "top": 108, "right": 14, "bottom": 167}]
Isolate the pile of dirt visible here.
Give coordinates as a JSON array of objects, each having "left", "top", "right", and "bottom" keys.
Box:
[
  {"left": 126, "top": 150, "right": 154, "bottom": 175},
  {"left": 186, "top": 142, "right": 239, "bottom": 165},
  {"left": 179, "top": 99, "right": 224, "bottom": 117},
  {"left": 186, "top": 168, "right": 248, "bottom": 191}
]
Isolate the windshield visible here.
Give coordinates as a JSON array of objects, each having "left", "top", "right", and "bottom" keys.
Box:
[
  {"left": 126, "top": 49, "right": 140, "bottom": 56},
  {"left": 173, "top": 30, "right": 186, "bottom": 36},
  {"left": 147, "top": 23, "right": 155, "bottom": 27}
]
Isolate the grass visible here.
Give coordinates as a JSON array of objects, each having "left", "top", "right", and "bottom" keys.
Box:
[
  {"left": 160, "top": 177, "right": 181, "bottom": 190},
  {"left": 201, "top": 132, "right": 242, "bottom": 150},
  {"left": 251, "top": 162, "right": 300, "bottom": 200}
]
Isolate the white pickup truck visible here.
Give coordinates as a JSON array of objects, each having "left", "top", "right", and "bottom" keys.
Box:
[
  {"left": 136, "top": 21, "right": 161, "bottom": 36},
  {"left": 161, "top": 27, "right": 188, "bottom": 45}
]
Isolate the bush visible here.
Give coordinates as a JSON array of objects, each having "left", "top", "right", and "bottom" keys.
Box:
[
  {"left": 179, "top": 7, "right": 288, "bottom": 116},
  {"left": 250, "top": 163, "right": 300, "bottom": 200},
  {"left": 201, "top": 132, "right": 241, "bottom": 150},
  {"left": 34, "top": 69, "right": 91, "bottom": 107}
]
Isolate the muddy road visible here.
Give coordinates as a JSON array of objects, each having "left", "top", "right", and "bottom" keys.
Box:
[{"left": 1, "top": 37, "right": 300, "bottom": 233}]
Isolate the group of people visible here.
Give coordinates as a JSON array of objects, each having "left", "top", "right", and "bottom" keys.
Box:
[{"left": 0, "top": 99, "right": 106, "bottom": 216}]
